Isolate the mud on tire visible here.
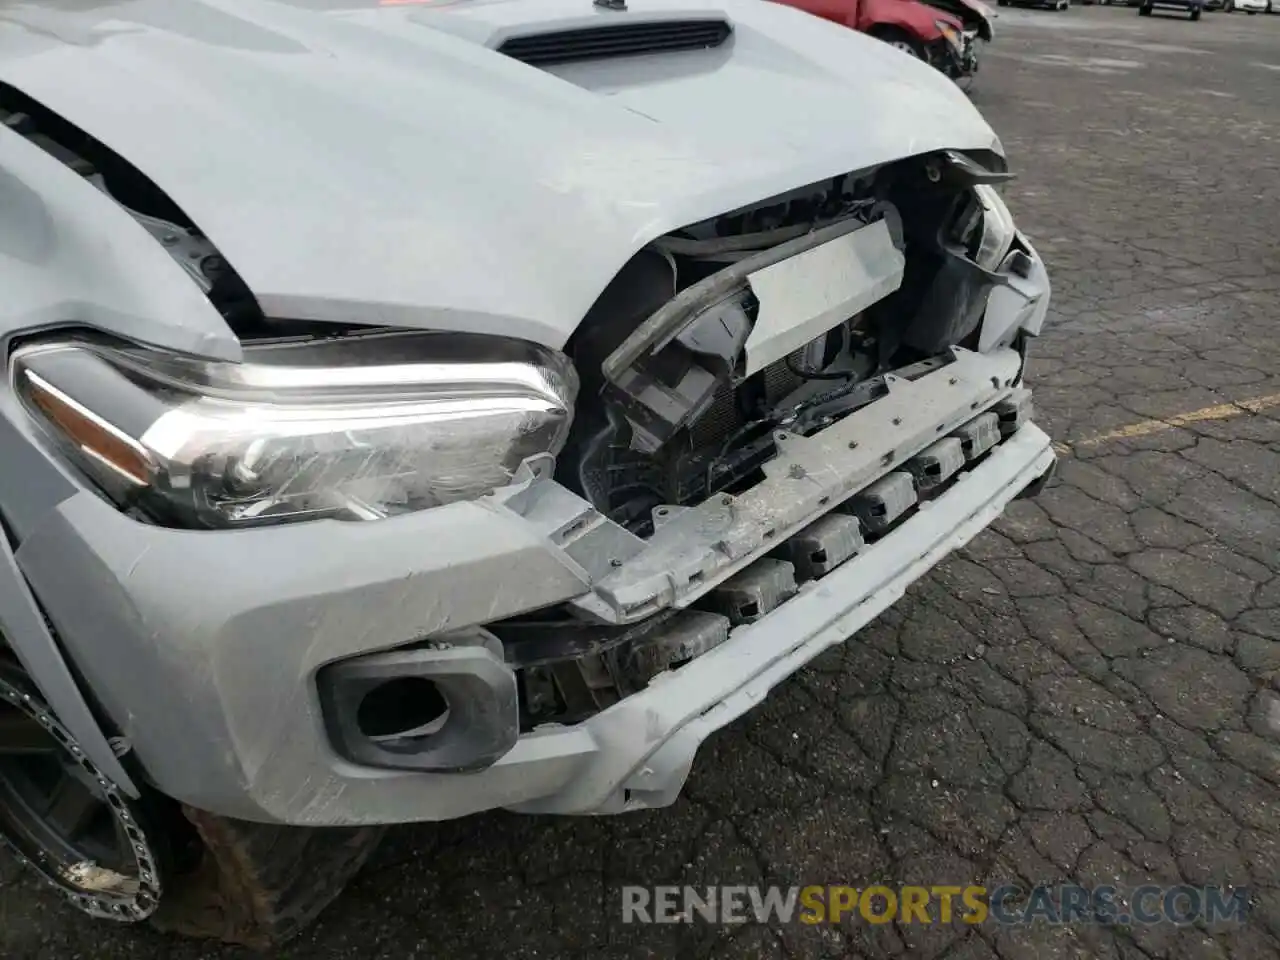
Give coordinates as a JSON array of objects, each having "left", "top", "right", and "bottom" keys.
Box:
[{"left": 150, "top": 807, "right": 384, "bottom": 948}]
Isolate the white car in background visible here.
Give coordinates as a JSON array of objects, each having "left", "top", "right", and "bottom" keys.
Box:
[{"left": 1225, "top": 0, "right": 1269, "bottom": 11}]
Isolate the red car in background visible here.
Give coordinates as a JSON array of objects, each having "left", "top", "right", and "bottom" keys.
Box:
[{"left": 770, "top": 0, "right": 994, "bottom": 85}]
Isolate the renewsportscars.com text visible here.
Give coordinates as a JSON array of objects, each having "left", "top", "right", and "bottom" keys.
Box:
[{"left": 621, "top": 885, "right": 1250, "bottom": 927}]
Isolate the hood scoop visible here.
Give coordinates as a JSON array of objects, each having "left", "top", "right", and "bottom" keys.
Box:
[{"left": 497, "top": 18, "right": 731, "bottom": 67}]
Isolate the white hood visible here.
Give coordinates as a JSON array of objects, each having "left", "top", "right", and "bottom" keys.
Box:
[{"left": 0, "top": 0, "right": 1000, "bottom": 350}]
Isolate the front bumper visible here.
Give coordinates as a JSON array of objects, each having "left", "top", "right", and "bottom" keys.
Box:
[
  {"left": 514, "top": 423, "right": 1055, "bottom": 816},
  {"left": 11, "top": 343, "right": 1055, "bottom": 826}
]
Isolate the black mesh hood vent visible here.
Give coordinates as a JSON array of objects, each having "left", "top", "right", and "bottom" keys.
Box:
[{"left": 498, "top": 19, "right": 731, "bottom": 67}]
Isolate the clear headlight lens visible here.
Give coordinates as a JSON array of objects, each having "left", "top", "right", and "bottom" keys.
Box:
[
  {"left": 973, "top": 184, "right": 1017, "bottom": 271},
  {"left": 11, "top": 331, "right": 577, "bottom": 528}
]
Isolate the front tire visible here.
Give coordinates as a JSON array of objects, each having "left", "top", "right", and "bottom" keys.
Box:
[
  {"left": 151, "top": 809, "right": 384, "bottom": 948},
  {"left": 1190, "top": 5, "right": 1202, "bottom": 15},
  {"left": 1138, "top": 3, "right": 1153, "bottom": 12}
]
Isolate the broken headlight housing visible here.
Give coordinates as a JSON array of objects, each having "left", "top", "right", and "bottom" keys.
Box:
[
  {"left": 971, "top": 184, "right": 1017, "bottom": 271},
  {"left": 11, "top": 331, "right": 577, "bottom": 528}
]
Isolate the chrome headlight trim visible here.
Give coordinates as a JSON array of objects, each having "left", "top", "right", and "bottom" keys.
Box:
[
  {"left": 11, "top": 331, "right": 577, "bottom": 528},
  {"left": 973, "top": 185, "right": 1017, "bottom": 272}
]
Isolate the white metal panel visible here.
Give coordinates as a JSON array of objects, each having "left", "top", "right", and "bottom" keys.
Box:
[{"left": 742, "top": 219, "right": 905, "bottom": 375}]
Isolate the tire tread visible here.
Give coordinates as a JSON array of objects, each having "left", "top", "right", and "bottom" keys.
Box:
[{"left": 150, "top": 807, "right": 384, "bottom": 948}]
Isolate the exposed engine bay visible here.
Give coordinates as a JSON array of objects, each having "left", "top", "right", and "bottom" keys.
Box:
[{"left": 560, "top": 151, "right": 1025, "bottom": 536}]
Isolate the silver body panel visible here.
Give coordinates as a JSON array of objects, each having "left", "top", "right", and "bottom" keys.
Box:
[
  {"left": 0, "top": 0, "right": 996, "bottom": 351},
  {"left": 0, "top": 0, "right": 1053, "bottom": 823}
]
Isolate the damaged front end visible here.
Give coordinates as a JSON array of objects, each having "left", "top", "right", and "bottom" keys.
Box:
[
  {"left": 440, "top": 149, "right": 1054, "bottom": 742},
  {"left": 2, "top": 84, "right": 1052, "bottom": 813},
  {"left": 563, "top": 152, "right": 1025, "bottom": 533}
]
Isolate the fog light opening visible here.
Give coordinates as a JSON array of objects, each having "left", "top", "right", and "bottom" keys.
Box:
[{"left": 356, "top": 677, "right": 450, "bottom": 741}]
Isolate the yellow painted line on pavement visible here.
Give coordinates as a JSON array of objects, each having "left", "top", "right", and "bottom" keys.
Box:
[{"left": 1052, "top": 392, "right": 1280, "bottom": 456}]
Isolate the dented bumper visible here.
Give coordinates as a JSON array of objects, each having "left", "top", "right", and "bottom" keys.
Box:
[
  {"left": 516, "top": 421, "right": 1054, "bottom": 815},
  {"left": 511, "top": 346, "right": 1029, "bottom": 626},
  {"left": 11, "top": 341, "right": 1054, "bottom": 826}
]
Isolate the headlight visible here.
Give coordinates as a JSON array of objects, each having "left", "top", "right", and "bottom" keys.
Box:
[
  {"left": 11, "top": 331, "right": 577, "bottom": 528},
  {"left": 972, "top": 184, "right": 1017, "bottom": 271},
  {"left": 936, "top": 20, "right": 964, "bottom": 52}
]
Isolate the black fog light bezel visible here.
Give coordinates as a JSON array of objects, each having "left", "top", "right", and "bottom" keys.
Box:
[{"left": 317, "top": 644, "right": 519, "bottom": 774}]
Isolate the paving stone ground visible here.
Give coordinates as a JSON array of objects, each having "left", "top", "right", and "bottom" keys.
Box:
[{"left": 4, "top": 7, "right": 1280, "bottom": 959}]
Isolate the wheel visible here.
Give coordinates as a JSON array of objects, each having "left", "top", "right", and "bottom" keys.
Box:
[
  {"left": 1138, "top": 3, "right": 1152, "bottom": 12},
  {"left": 1190, "top": 5, "right": 1201, "bottom": 15},
  {"left": 1057, "top": 0, "right": 1069, "bottom": 9},
  {"left": 0, "top": 652, "right": 168, "bottom": 921},
  {"left": 870, "top": 27, "right": 926, "bottom": 60},
  {"left": 0, "top": 648, "right": 383, "bottom": 947}
]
